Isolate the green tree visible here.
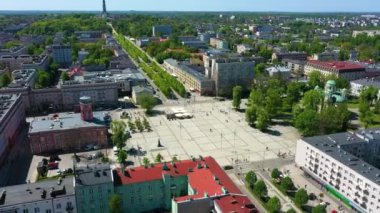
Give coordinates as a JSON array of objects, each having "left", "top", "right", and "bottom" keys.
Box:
[
  {"left": 232, "top": 85, "right": 243, "bottom": 109},
  {"left": 155, "top": 153, "right": 163, "bottom": 163},
  {"left": 360, "top": 86, "right": 378, "bottom": 105},
  {"left": 245, "top": 171, "right": 257, "bottom": 189},
  {"left": 294, "top": 108, "right": 320, "bottom": 136},
  {"left": 110, "top": 120, "right": 128, "bottom": 149},
  {"left": 254, "top": 63, "right": 266, "bottom": 76},
  {"left": 253, "top": 180, "right": 268, "bottom": 198},
  {"left": 139, "top": 94, "right": 156, "bottom": 114},
  {"left": 143, "top": 117, "right": 151, "bottom": 131},
  {"left": 117, "top": 150, "right": 127, "bottom": 164},
  {"left": 171, "top": 156, "right": 178, "bottom": 163},
  {"left": 256, "top": 108, "right": 270, "bottom": 131},
  {"left": 267, "top": 196, "right": 281, "bottom": 213},
  {"left": 135, "top": 118, "right": 144, "bottom": 132},
  {"left": 60, "top": 71, "right": 70, "bottom": 81},
  {"left": 280, "top": 177, "right": 294, "bottom": 192},
  {"left": 308, "top": 71, "right": 325, "bottom": 89},
  {"left": 294, "top": 188, "right": 309, "bottom": 207},
  {"left": 286, "top": 82, "right": 303, "bottom": 107},
  {"left": 142, "top": 157, "right": 150, "bottom": 168},
  {"left": 245, "top": 106, "right": 257, "bottom": 126},
  {"left": 286, "top": 209, "right": 296, "bottom": 213},
  {"left": 302, "top": 90, "right": 323, "bottom": 111},
  {"left": 36, "top": 70, "right": 51, "bottom": 88},
  {"left": 312, "top": 205, "right": 327, "bottom": 213},
  {"left": 271, "top": 168, "right": 281, "bottom": 179},
  {"left": 359, "top": 102, "right": 375, "bottom": 128},
  {"left": 0, "top": 74, "right": 11, "bottom": 88},
  {"left": 108, "top": 194, "right": 122, "bottom": 213}
]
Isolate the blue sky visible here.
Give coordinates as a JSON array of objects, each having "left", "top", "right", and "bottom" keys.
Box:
[{"left": 0, "top": 0, "right": 379, "bottom": 12}]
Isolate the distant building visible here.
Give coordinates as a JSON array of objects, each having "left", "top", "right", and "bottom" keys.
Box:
[
  {"left": 305, "top": 60, "right": 366, "bottom": 81},
  {"left": 178, "top": 36, "right": 207, "bottom": 49},
  {"left": 267, "top": 66, "right": 291, "bottom": 79},
  {"left": 236, "top": 44, "right": 253, "bottom": 54},
  {"left": 28, "top": 97, "right": 108, "bottom": 154},
  {"left": 78, "top": 50, "right": 89, "bottom": 64},
  {"left": 136, "top": 37, "right": 150, "bottom": 47},
  {"left": 21, "top": 54, "right": 49, "bottom": 71},
  {"left": 0, "top": 45, "right": 27, "bottom": 57},
  {"left": 74, "top": 31, "right": 103, "bottom": 43},
  {"left": 52, "top": 45, "right": 72, "bottom": 68},
  {"left": 282, "top": 59, "right": 306, "bottom": 77},
  {"left": 132, "top": 85, "right": 154, "bottom": 105},
  {"left": 198, "top": 32, "right": 216, "bottom": 43},
  {"left": 210, "top": 38, "right": 229, "bottom": 49},
  {"left": 350, "top": 78, "right": 380, "bottom": 97},
  {"left": 312, "top": 52, "right": 338, "bottom": 61},
  {"left": 152, "top": 25, "right": 172, "bottom": 37},
  {"left": 0, "top": 55, "right": 33, "bottom": 71},
  {"left": 0, "top": 94, "right": 25, "bottom": 166},
  {"left": 113, "top": 156, "right": 256, "bottom": 213},
  {"left": 353, "top": 30, "right": 380, "bottom": 37},
  {"left": 272, "top": 51, "right": 308, "bottom": 62},
  {"left": 204, "top": 53, "right": 257, "bottom": 96},
  {"left": 0, "top": 177, "right": 76, "bottom": 213},
  {"left": 8, "top": 69, "right": 36, "bottom": 88},
  {"left": 163, "top": 58, "right": 215, "bottom": 95},
  {"left": 74, "top": 163, "right": 114, "bottom": 213}
]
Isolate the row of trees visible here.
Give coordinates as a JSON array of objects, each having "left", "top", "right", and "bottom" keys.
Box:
[
  {"left": 127, "top": 117, "right": 151, "bottom": 133},
  {"left": 115, "top": 33, "right": 186, "bottom": 98},
  {"left": 110, "top": 120, "right": 131, "bottom": 165},
  {"left": 358, "top": 86, "right": 380, "bottom": 128}
]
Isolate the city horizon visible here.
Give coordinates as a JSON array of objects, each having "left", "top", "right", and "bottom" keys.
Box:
[{"left": 1, "top": 0, "right": 380, "bottom": 13}]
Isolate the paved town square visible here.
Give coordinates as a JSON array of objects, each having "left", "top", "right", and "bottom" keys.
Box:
[{"left": 116, "top": 99, "right": 300, "bottom": 167}]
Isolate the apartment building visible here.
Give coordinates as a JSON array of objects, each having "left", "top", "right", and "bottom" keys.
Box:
[
  {"left": 0, "top": 177, "right": 77, "bottom": 213},
  {"left": 163, "top": 58, "right": 215, "bottom": 95},
  {"left": 282, "top": 59, "right": 306, "bottom": 77},
  {"left": 0, "top": 94, "right": 25, "bottom": 166},
  {"left": 295, "top": 129, "right": 380, "bottom": 213},
  {"left": 52, "top": 45, "right": 72, "bottom": 68},
  {"left": 305, "top": 60, "right": 366, "bottom": 81}
]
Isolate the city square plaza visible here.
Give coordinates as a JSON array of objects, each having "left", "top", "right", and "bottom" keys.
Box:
[{"left": 116, "top": 99, "right": 300, "bottom": 166}]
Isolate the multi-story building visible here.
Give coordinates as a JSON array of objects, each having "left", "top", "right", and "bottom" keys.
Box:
[
  {"left": 209, "top": 57, "right": 256, "bottom": 96},
  {"left": 0, "top": 55, "right": 33, "bottom": 71},
  {"left": 210, "top": 38, "right": 229, "bottom": 49},
  {"left": 0, "top": 45, "right": 27, "bottom": 57},
  {"left": 237, "top": 44, "right": 253, "bottom": 54},
  {"left": 21, "top": 54, "right": 49, "bottom": 71},
  {"left": 113, "top": 156, "right": 256, "bottom": 213},
  {"left": 266, "top": 66, "right": 291, "bottom": 80},
  {"left": 0, "top": 94, "right": 25, "bottom": 166},
  {"left": 198, "top": 32, "right": 216, "bottom": 44},
  {"left": 74, "top": 163, "right": 114, "bottom": 213},
  {"left": 272, "top": 51, "right": 308, "bottom": 62},
  {"left": 28, "top": 97, "right": 108, "bottom": 154},
  {"left": 74, "top": 31, "right": 102, "bottom": 43},
  {"left": 312, "top": 52, "right": 338, "bottom": 61},
  {"left": 152, "top": 25, "right": 172, "bottom": 37},
  {"left": 52, "top": 45, "right": 72, "bottom": 68},
  {"left": 295, "top": 129, "right": 380, "bottom": 213},
  {"left": 0, "top": 177, "right": 77, "bottom": 213},
  {"left": 350, "top": 78, "right": 380, "bottom": 97},
  {"left": 132, "top": 85, "right": 154, "bottom": 105},
  {"left": 282, "top": 59, "right": 306, "bottom": 77},
  {"left": 305, "top": 60, "right": 366, "bottom": 81},
  {"left": 163, "top": 58, "right": 215, "bottom": 95},
  {"left": 8, "top": 69, "right": 36, "bottom": 88},
  {"left": 353, "top": 30, "right": 380, "bottom": 38}
]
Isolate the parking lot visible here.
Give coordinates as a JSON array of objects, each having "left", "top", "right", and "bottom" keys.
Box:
[{"left": 112, "top": 99, "right": 300, "bottom": 167}]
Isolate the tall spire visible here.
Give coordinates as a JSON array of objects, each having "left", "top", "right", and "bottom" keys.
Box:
[{"left": 102, "top": 0, "right": 108, "bottom": 18}]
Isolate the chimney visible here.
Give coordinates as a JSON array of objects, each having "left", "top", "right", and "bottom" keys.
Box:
[{"left": 79, "top": 96, "right": 93, "bottom": 121}]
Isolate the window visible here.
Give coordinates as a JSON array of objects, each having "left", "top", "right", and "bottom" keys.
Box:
[
  {"left": 34, "top": 207, "right": 40, "bottom": 213},
  {"left": 23, "top": 210, "right": 29, "bottom": 213},
  {"left": 57, "top": 203, "right": 61, "bottom": 209},
  {"left": 46, "top": 210, "right": 52, "bottom": 213}
]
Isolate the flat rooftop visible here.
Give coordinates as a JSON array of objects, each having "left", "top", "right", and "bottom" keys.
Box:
[
  {"left": 0, "top": 94, "right": 20, "bottom": 124},
  {"left": 351, "top": 78, "right": 380, "bottom": 88},
  {"left": 164, "top": 59, "right": 211, "bottom": 82},
  {"left": 303, "top": 128, "right": 380, "bottom": 184},
  {"left": 75, "top": 163, "right": 113, "bottom": 186},
  {"left": 0, "top": 177, "right": 74, "bottom": 207},
  {"left": 29, "top": 112, "right": 107, "bottom": 134}
]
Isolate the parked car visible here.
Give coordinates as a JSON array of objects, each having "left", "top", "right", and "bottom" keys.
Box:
[
  {"left": 47, "top": 162, "right": 59, "bottom": 170},
  {"left": 84, "top": 144, "right": 94, "bottom": 151},
  {"left": 93, "top": 145, "right": 100, "bottom": 150}
]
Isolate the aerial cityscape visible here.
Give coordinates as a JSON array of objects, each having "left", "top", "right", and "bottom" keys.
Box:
[{"left": 0, "top": 0, "right": 380, "bottom": 213}]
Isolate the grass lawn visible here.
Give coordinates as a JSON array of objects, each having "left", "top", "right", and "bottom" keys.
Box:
[{"left": 347, "top": 98, "right": 359, "bottom": 109}]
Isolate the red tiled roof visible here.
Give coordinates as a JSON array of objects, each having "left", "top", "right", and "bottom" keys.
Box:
[
  {"left": 307, "top": 60, "right": 365, "bottom": 72},
  {"left": 214, "top": 194, "right": 257, "bottom": 213},
  {"left": 114, "top": 157, "right": 256, "bottom": 212}
]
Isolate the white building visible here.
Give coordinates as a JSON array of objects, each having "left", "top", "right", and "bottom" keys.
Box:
[
  {"left": 350, "top": 78, "right": 380, "bottom": 97},
  {"left": 236, "top": 44, "right": 253, "bottom": 54},
  {"left": 0, "top": 177, "right": 77, "bottom": 213},
  {"left": 295, "top": 129, "right": 380, "bottom": 213},
  {"left": 353, "top": 30, "right": 380, "bottom": 38},
  {"left": 266, "top": 66, "right": 291, "bottom": 79}
]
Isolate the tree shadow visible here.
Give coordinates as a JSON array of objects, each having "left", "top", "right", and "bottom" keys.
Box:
[{"left": 263, "top": 129, "right": 282, "bottom": 136}]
